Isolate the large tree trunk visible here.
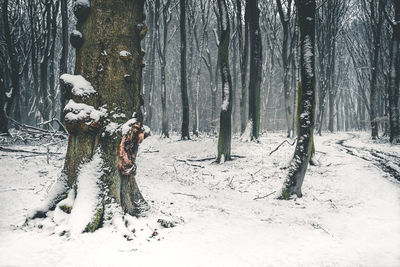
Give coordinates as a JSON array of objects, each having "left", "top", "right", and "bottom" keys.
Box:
[
  {"left": 369, "top": 1, "right": 383, "bottom": 139},
  {"left": 48, "top": 1, "right": 59, "bottom": 122},
  {"left": 281, "top": 0, "right": 316, "bottom": 199},
  {"left": 161, "top": 59, "right": 169, "bottom": 138},
  {"left": 193, "top": 4, "right": 209, "bottom": 136},
  {"left": 159, "top": 0, "right": 171, "bottom": 138},
  {"left": 232, "top": 31, "right": 238, "bottom": 133},
  {"left": 2, "top": 0, "right": 20, "bottom": 123},
  {"left": 237, "top": 0, "right": 249, "bottom": 133},
  {"left": 144, "top": 1, "right": 157, "bottom": 129},
  {"left": 388, "top": 0, "right": 400, "bottom": 143},
  {"left": 328, "top": 40, "right": 337, "bottom": 132},
  {"left": 217, "top": 0, "right": 233, "bottom": 163},
  {"left": 28, "top": 1, "right": 39, "bottom": 125},
  {"left": 180, "top": 0, "right": 190, "bottom": 139},
  {"left": 201, "top": 45, "right": 217, "bottom": 132},
  {"left": 276, "top": 0, "right": 294, "bottom": 137},
  {"left": 28, "top": 0, "right": 149, "bottom": 233},
  {"left": 39, "top": 1, "right": 52, "bottom": 125},
  {"left": 247, "top": 0, "right": 262, "bottom": 140},
  {"left": 0, "top": 66, "right": 7, "bottom": 134},
  {"left": 239, "top": 0, "right": 249, "bottom": 134},
  {"left": 59, "top": 0, "right": 69, "bottom": 129}
]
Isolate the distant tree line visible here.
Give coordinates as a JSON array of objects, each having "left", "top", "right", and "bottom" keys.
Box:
[{"left": 1, "top": 0, "right": 399, "bottom": 143}]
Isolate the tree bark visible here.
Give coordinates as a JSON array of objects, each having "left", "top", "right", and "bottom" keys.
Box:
[
  {"left": 144, "top": 1, "right": 157, "bottom": 129},
  {"left": 28, "top": 0, "right": 39, "bottom": 125},
  {"left": 29, "top": 0, "right": 149, "bottom": 231},
  {"left": 0, "top": 65, "right": 8, "bottom": 134},
  {"left": 2, "top": 0, "right": 20, "bottom": 121},
  {"left": 387, "top": 0, "right": 400, "bottom": 143},
  {"left": 248, "top": 0, "right": 262, "bottom": 140},
  {"left": 276, "top": 0, "right": 294, "bottom": 137},
  {"left": 157, "top": 0, "right": 172, "bottom": 138},
  {"left": 39, "top": 1, "right": 52, "bottom": 125},
  {"left": 239, "top": 0, "right": 249, "bottom": 134},
  {"left": 180, "top": 0, "right": 190, "bottom": 139},
  {"left": 369, "top": 1, "right": 383, "bottom": 139},
  {"left": 281, "top": 0, "right": 316, "bottom": 199},
  {"left": 49, "top": 1, "right": 59, "bottom": 119},
  {"left": 217, "top": 0, "right": 233, "bottom": 163},
  {"left": 59, "top": 0, "right": 69, "bottom": 129}
]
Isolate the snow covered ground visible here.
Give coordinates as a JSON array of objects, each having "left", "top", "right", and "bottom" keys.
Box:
[{"left": 0, "top": 131, "right": 399, "bottom": 266}]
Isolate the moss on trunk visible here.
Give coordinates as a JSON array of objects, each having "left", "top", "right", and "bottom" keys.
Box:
[
  {"left": 29, "top": 0, "right": 149, "bottom": 233},
  {"left": 280, "top": 0, "right": 316, "bottom": 199}
]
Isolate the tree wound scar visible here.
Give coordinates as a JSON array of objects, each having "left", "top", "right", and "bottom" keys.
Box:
[{"left": 118, "top": 122, "right": 145, "bottom": 175}]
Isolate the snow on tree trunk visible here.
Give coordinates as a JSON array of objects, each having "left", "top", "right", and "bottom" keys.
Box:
[
  {"left": 280, "top": 0, "right": 316, "bottom": 199},
  {"left": 248, "top": 0, "right": 262, "bottom": 141},
  {"left": 217, "top": 0, "right": 233, "bottom": 163},
  {"left": 2, "top": 0, "right": 20, "bottom": 132},
  {"left": 27, "top": 0, "right": 149, "bottom": 233}
]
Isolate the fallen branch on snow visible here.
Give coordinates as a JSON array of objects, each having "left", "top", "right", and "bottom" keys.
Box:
[
  {"left": 174, "top": 158, "right": 205, "bottom": 168},
  {"left": 310, "top": 222, "right": 331, "bottom": 235},
  {"left": 8, "top": 117, "right": 67, "bottom": 138},
  {"left": 0, "top": 146, "right": 62, "bottom": 155},
  {"left": 187, "top": 155, "right": 245, "bottom": 163},
  {"left": 187, "top": 157, "right": 216, "bottom": 162},
  {"left": 171, "top": 192, "right": 200, "bottom": 199},
  {"left": 231, "top": 155, "right": 246, "bottom": 159},
  {"left": 269, "top": 138, "right": 297, "bottom": 156},
  {"left": 253, "top": 191, "right": 276, "bottom": 200},
  {"left": 38, "top": 117, "right": 68, "bottom": 133},
  {"left": 141, "top": 149, "right": 160, "bottom": 153}
]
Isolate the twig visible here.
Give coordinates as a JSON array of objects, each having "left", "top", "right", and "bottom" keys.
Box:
[
  {"left": 38, "top": 117, "right": 68, "bottom": 133},
  {"left": 187, "top": 156, "right": 216, "bottom": 162},
  {"left": 0, "top": 187, "right": 35, "bottom": 193},
  {"left": 174, "top": 158, "right": 205, "bottom": 168},
  {"left": 269, "top": 138, "right": 297, "bottom": 156},
  {"left": 311, "top": 222, "right": 331, "bottom": 235},
  {"left": 253, "top": 168, "right": 263, "bottom": 175},
  {"left": 0, "top": 146, "right": 62, "bottom": 155},
  {"left": 8, "top": 117, "right": 67, "bottom": 137},
  {"left": 17, "top": 154, "right": 47, "bottom": 159},
  {"left": 231, "top": 155, "right": 246, "bottom": 159},
  {"left": 9, "top": 117, "right": 50, "bottom": 133},
  {"left": 171, "top": 192, "right": 200, "bottom": 199},
  {"left": 46, "top": 145, "right": 50, "bottom": 164},
  {"left": 172, "top": 162, "right": 178, "bottom": 180},
  {"left": 253, "top": 191, "right": 276, "bottom": 200},
  {"left": 227, "top": 177, "right": 235, "bottom": 189},
  {"left": 142, "top": 149, "right": 160, "bottom": 153}
]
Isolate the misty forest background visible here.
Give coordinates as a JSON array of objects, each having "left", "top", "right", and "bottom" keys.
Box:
[{"left": 0, "top": 0, "right": 399, "bottom": 142}]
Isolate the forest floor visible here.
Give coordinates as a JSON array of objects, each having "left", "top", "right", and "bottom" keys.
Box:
[{"left": 0, "top": 131, "right": 399, "bottom": 267}]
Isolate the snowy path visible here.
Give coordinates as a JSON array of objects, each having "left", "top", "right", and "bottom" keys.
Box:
[
  {"left": 334, "top": 133, "right": 400, "bottom": 182},
  {"left": 0, "top": 132, "right": 399, "bottom": 266}
]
